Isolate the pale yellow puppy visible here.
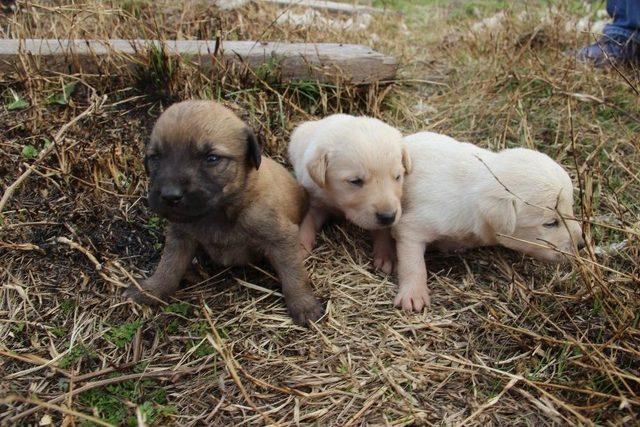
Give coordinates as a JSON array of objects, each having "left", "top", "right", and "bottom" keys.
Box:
[
  {"left": 393, "top": 132, "right": 585, "bottom": 311},
  {"left": 288, "top": 114, "right": 411, "bottom": 272}
]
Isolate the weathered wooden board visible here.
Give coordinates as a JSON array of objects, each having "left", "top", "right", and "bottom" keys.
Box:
[
  {"left": 0, "top": 39, "right": 397, "bottom": 83},
  {"left": 261, "top": 0, "right": 382, "bottom": 14}
]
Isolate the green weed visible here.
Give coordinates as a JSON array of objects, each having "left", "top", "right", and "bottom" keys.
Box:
[
  {"left": 60, "top": 299, "right": 76, "bottom": 315},
  {"left": 47, "top": 82, "right": 77, "bottom": 106},
  {"left": 60, "top": 344, "right": 95, "bottom": 369},
  {"left": 78, "top": 376, "right": 172, "bottom": 426},
  {"left": 164, "top": 302, "right": 191, "bottom": 316},
  {"left": 105, "top": 320, "right": 142, "bottom": 348},
  {"left": 134, "top": 42, "right": 179, "bottom": 103},
  {"left": 5, "top": 89, "right": 29, "bottom": 110},
  {"left": 21, "top": 145, "right": 38, "bottom": 159}
]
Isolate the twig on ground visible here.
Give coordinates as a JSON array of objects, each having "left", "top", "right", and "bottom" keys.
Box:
[
  {"left": 8, "top": 369, "right": 201, "bottom": 424},
  {"left": 3, "top": 395, "right": 114, "bottom": 427}
]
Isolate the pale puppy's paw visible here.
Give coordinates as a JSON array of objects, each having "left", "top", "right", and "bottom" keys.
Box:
[
  {"left": 373, "top": 250, "right": 394, "bottom": 275},
  {"left": 394, "top": 284, "right": 431, "bottom": 312},
  {"left": 299, "top": 228, "right": 316, "bottom": 255}
]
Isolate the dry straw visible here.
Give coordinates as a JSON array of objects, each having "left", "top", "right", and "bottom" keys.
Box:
[{"left": 1, "top": 1, "right": 638, "bottom": 426}]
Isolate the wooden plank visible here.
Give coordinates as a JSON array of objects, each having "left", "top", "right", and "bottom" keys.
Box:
[
  {"left": 260, "top": 0, "right": 382, "bottom": 14},
  {"left": 0, "top": 39, "right": 396, "bottom": 83}
]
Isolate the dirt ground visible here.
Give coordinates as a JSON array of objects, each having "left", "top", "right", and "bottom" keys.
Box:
[{"left": 1, "top": 1, "right": 639, "bottom": 425}]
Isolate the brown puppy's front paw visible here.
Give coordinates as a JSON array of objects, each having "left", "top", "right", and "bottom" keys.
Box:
[
  {"left": 123, "top": 280, "right": 166, "bottom": 306},
  {"left": 394, "top": 284, "right": 431, "bottom": 312},
  {"left": 286, "top": 294, "right": 325, "bottom": 326}
]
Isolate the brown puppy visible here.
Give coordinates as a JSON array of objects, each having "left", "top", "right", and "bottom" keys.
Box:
[{"left": 124, "top": 100, "right": 324, "bottom": 325}]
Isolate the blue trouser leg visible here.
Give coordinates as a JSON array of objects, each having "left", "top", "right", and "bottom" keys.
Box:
[{"left": 604, "top": 0, "right": 640, "bottom": 43}]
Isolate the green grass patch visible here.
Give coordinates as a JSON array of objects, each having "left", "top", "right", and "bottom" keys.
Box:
[
  {"left": 147, "top": 215, "right": 165, "bottom": 230},
  {"left": 78, "top": 376, "right": 174, "bottom": 426},
  {"left": 164, "top": 302, "right": 191, "bottom": 316},
  {"left": 60, "top": 299, "right": 76, "bottom": 315},
  {"left": 105, "top": 320, "right": 143, "bottom": 348},
  {"left": 134, "top": 42, "right": 179, "bottom": 103},
  {"left": 60, "top": 344, "right": 95, "bottom": 369}
]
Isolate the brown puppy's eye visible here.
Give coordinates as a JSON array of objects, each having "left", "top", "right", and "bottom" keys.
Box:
[
  {"left": 145, "top": 154, "right": 160, "bottom": 169},
  {"left": 144, "top": 154, "right": 159, "bottom": 174},
  {"left": 348, "top": 178, "right": 364, "bottom": 187},
  {"left": 205, "top": 154, "right": 221, "bottom": 164},
  {"left": 543, "top": 219, "right": 559, "bottom": 228}
]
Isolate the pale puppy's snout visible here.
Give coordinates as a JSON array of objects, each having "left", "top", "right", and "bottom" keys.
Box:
[
  {"left": 569, "top": 221, "right": 585, "bottom": 251},
  {"left": 376, "top": 210, "right": 397, "bottom": 226}
]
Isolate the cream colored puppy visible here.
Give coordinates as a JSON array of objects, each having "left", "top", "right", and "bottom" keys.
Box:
[
  {"left": 394, "top": 132, "right": 585, "bottom": 311},
  {"left": 288, "top": 114, "right": 411, "bottom": 272}
]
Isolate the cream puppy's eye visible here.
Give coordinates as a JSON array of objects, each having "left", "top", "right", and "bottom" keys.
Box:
[
  {"left": 543, "top": 219, "right": 559, "bottom": 228},
  {"left": 395, "top": 174, "right": 402, "bottom": 181},
  {"left": 348, "top": 178, "right": 364, "bottom": 187}
]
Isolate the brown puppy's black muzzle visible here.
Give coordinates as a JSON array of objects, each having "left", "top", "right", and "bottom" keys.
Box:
[{"left": 160, "top": 183, "right": 184, "bottom": 206}]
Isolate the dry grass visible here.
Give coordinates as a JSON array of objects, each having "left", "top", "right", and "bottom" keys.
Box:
[{"left": 1, "top": 0, "right": 639, "bottom": 425}]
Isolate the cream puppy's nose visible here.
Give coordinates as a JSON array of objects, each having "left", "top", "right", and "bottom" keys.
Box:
[{"left": 376, "top": 210, "right": 397, "bottom": 226}]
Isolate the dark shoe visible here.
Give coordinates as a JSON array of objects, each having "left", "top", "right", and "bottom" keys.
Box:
[
  {"left": 574, "top": 34, "right": 640, "bottom": 67},
  {"left": 0, "top": 0, "right": 16, "bottom": 13}
]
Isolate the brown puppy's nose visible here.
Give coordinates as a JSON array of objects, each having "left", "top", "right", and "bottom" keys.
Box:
[
  {"left": 161, "top": 185, "right": 184, "bottom": 205},
  {"left": 376, "top": 211, "right": 396, "bottom": 226}
]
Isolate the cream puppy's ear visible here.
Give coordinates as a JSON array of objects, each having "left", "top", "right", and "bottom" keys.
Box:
[
  {"left": 307, "top": 149, "right": 328, "bottom": 187},
  {"left": 401, "top": 144, "right": 412, "bottom": 175},
  {"left": 480, "top": 196, "right": 518, "bottom": 235}
]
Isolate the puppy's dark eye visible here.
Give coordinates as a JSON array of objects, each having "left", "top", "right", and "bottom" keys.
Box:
[
  {"left": 144, "top": 154, "right": 159, "bottom": 174},
  {"left": 348, "top": 178, "right": 364, "bottom": 187},
  {"left": 395, "top": 174, "right": 402, "bottom": 181},
  {"left": 543, "top": 219, "right": 559, "bottom": 228},
  {"left": 205, "top": 154, "right": 221, "bottom": 164}
]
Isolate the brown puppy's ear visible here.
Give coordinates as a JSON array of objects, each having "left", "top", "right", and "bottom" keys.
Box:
[
  {"left": 480, "top": 196, "right": 518, "bottom": 235},
  {"left": 307, "top": 149, "right": 328, "bottom": 187},
  {"left": 245, "top": 128, "right": 261, "bottom": 170},
  {"left": 401, "top": 144, "right": 412, "bottom": 175}
]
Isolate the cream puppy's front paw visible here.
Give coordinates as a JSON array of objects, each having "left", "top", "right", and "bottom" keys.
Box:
[
  {"left": 373, "top": 248, "right": 394, "bottom": 275},
  {"left": 299, "top": 230, "right": 315, "bottom": 254},
  {"left": 394, "top": 283, "right": 431, "bottom": 312},
  {"left": 298, "top": 212, "right": 319, "bottom": 255},
  {"left": 372, "top": 229, "right": 395, "bottom": 274}
]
